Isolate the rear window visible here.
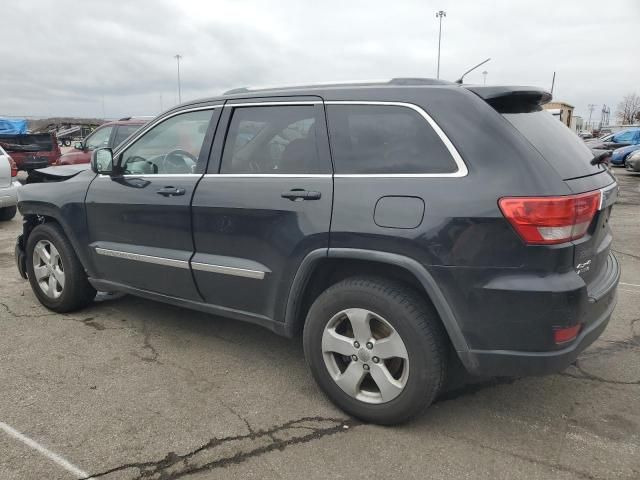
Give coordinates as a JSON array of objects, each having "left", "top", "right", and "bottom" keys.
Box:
[
  {"left": 113, "top": 125, "right": 141, "bottom": 148},
  {"left": 0, "top": 134, "right": 54, "bottom": 152},
  {"left": 502, "top": 109, "right": 603, "bottom": 180},
  {"left": 326, "top": 104, "right": 457, "bottom": 174}
]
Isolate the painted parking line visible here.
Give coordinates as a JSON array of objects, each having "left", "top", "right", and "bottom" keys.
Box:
[
  {"left": 619, "top": 282, "right": 640, "bottom": 288},
  {"left": 0, "top": 421, "right": 92, "bottom": 479}
]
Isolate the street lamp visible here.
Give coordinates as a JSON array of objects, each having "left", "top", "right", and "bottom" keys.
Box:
[
  {"left": 174, "top": 54, "right": 182, "bottom": 104},
  {"left": 435, "top": 10, "right": 446, "bottom": 79},
  {"left": 482, "top": 70, "right": 488, "bottom": 85}
]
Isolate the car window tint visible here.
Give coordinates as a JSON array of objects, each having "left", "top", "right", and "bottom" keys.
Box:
[
  {"left": 221, "top": 106, "right": 323, "bottom": 174},
  {"left": 113, "top": 125, "right": 141, "bottom": 148},
  {"left": 326, "top": 105, "right": 457, "bottom": 174},
  {"left": 120, "top": 110, "right": 213, "bottom": 175},
  {"left": 85, "top": 127, "right": 113, "bottom": 150}
]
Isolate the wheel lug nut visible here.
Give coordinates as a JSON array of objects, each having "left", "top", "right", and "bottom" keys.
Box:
[
  {"left": 372, "top": 357, "right": 379, "bottom": 363},
  {"left": 353, "top": 341, "right": 360, "bottom": 348},
  {"left": 351, "top": 355, "right": 358, "bottom": 361},
  {"left": 363, "top": 364, "right": 370, "bottom": 371},
  {"left": 366, "top": 342, "right": 373, "bottom": 349}
]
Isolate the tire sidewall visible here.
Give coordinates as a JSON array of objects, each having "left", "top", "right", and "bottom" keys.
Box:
[{"left": 303, "top": 279, "right": 443, "bottom": 424}]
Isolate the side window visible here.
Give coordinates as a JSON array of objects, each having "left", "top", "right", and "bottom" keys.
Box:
[
  {"left": 221, "top": 105, "right": 323, "bottom": 174},
  {"left": 113, "top": 125, "right": 142, "bottom": 148},
  {"left": 326, "top": 104, "right": 457, "bottom": 174},
  {"left": 120, "top": 110, "right": 213, "bottom": 175},
  {"left": 85, "top": 126, "right": 113, "bottom": 150},
  {"left": 613, "top": 130, "right": 635, "bottom": 142}
]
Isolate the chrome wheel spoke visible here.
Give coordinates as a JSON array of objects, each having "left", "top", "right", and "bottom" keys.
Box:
[
  {"left": 345, "top": 308, "right": 372, "bottom": 342},
  {"left": 370, "top": 363, "right": 404, "bottom": 402},
  {"left": 34, "top": 243, "right": 50, "bottom": 264},
  {"left": 322, "top": 328, "right": 355, "bottom": 356},
  {"left": 34, "top": 264, "right": 49, "bottom": 281},
  {"left": 48, "top": 275, "right": 58, "bottom": 296},
  {"left": 52, "top": 267, "right": 65, "bottom": 289},
  {"left": 334, "top": 361, "right": 367, "bottom": 397},
  {"left": 373, "top": 331, "right": 408, "bottom": 359}
]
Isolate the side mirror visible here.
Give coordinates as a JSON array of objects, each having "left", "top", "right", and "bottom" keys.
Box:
[
  {"left": 91, "top": 148, "right": 114, "bottom": 175},
  {"left": 74, "top": 142, "right": 84, "bottom": 150}
]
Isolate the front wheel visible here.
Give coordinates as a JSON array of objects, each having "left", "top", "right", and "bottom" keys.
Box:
[
  {"left": 26, "top": 223, "right": 96, "bottom": 312},
  {"left": 303, "top": 276, "right": 448, "bottom": 425}
]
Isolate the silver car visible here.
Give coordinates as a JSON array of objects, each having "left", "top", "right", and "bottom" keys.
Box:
[
  {"left": 625, "top": 149, "right": 640, "bottom": 173},
  {"left": 0, "top": 145, "right": 20, "bottom": 221}
]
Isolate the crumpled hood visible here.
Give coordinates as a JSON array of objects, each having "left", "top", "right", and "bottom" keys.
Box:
[{"left": 26, "top": 163, "right": 91, "bottom": 183}]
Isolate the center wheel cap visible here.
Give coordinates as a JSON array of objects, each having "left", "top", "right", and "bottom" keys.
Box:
[{"left": 358, "top": 348, "right": 371, "bottom": 363}]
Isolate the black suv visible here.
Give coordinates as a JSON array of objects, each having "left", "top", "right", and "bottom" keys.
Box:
[{"left": 14, "top": 79, "right": 620, "bottom": 424}]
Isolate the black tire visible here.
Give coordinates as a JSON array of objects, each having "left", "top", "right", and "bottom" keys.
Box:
[
  {"left": 303, "top": 276, "right": 448, "bottom": 425},
  {"left": 26, "top": 223, "right": 96, "bottom": 312},
  {"left": 0, "top": 206, "right": 17, "bottom": 221}
]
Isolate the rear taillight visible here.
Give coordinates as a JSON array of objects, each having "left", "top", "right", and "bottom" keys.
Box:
[
  {"left": 499, "top": 190, "right": 601, "bottom": 245},
  {"left": 8, "top": 156, "right": 17, "bottom": 177}
]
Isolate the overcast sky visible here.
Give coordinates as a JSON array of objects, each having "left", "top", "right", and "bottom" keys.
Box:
[{"left": 1, "top": 0, "right": 638, "bottom": 122}]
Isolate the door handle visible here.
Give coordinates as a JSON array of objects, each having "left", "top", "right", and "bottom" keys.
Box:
[
  {"left": 281, "top": 189, "right": 322, "bottom": 201},
  {"left": 157, "top": 186, "right": 186, "bottom": 197}
]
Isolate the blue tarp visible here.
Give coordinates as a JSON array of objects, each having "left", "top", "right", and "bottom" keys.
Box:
[{"left": 0, "top": 118, "right": 28, "bottom": 135}]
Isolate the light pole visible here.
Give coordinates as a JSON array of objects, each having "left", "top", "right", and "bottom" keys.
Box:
[
  {"left": 587, "top": 103, "right": 595, "bottom": 130},
  {"left": 482, "top": 70, "right": 488, "bottom": 85},
  {"left": 174, "top": 54, "right": 182, "bottom": 104},
  {"left": 435, "top": 10, "right": 446, "bottom": 79}
]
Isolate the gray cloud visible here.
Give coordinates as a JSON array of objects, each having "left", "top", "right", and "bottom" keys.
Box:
[{"left": 1, "top": 0, "right": 638, "bottom": 121}]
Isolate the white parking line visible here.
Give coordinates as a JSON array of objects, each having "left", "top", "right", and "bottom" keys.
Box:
[
  {"left": 619, "top": 282, "right": 640, "bottom": 288},
  {"left": 0, "top": 421, "right": 91, "bottom": 479}
]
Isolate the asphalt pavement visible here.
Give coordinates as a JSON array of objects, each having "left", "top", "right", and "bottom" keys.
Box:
[{"left": 0, "top": 170, "right": 639, "bottom": 480}]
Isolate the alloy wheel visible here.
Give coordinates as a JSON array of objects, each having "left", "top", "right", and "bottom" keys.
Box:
[
  {"left": 32, "top": 239, "right": 65, "bottom": 299},
  {"left": 322, "top": 308, "right": 409, "bottom": 404}
]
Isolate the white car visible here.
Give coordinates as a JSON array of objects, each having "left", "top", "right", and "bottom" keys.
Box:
[{"left": 0, "top": 145, "right": 20, "bottom": 221}]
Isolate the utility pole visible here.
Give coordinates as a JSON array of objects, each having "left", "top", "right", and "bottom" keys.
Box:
[
  {"left": 435, "top": 10, "right": 446, "bottom": 79},
  {"left": 482, "top": 70, "right": 488, "bottom": 85},
  {"left": 174, "top": 54, "right": 182, "bottom": 104},
  {"left": 587, "top": 104, "right": 596, "bottom": 131},
  {"left": 550, "top": 71, "right": 556, "bottom": 97}
]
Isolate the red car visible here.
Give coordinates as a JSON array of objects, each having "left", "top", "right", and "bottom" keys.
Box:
[
  {"left": 57, "top": 118, "right": 147, "bottom": 165},
  {"left": 0, "top": 132, "right": 61, "bottom": 171}
]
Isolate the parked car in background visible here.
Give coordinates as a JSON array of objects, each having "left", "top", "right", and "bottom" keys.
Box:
[
  {"left": 57, "top": 118, "right": 147, "bottom": 165},
  {"left": 578, "top": 131, "right": 593, "bottom": 139},
  {"left": 626, "top": 149, "right": 640, "bottom": 173},
  {"left": 0, "top": 132, "right": 61, "bottom": 171},
  {"left": 610, "top": 144, "right": 640, "bottom": 166},
  {"left": 586, "top": 128, "right": 640, "bottom": 151},
  {"left": 14, "top": 80, "right": 619, "bottom": 424},
  {"left": 0, "top": 145, "right": 20, "bottom": 221}
]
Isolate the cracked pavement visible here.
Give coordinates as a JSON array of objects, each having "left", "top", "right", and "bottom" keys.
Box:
[{"left": 0, "top": 170, "right": 639, "bottom": 479}]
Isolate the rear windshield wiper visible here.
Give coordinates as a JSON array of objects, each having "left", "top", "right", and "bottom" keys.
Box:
[{"left": 590, "top": 150, "right": 612, "bottom": 166}]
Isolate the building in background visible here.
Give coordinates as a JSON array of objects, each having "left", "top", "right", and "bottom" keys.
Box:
[{"left": 544, "top": 101, "right": 574, "bottom": 128}]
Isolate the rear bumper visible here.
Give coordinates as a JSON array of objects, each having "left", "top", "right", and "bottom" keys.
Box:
[{"left": 463, "top": 253, "right": 620, "bottom": 376}]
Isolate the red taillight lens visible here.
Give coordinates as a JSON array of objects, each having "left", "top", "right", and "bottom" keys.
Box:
[
  {"left": 8, "top": 156, "right": 17, "bottom": 177},
  {"left": 499, "top": 191, "right": 601, "bottom": 245},
  {"left": 553, "top": 324, "right": 582, "bottom": 344}
]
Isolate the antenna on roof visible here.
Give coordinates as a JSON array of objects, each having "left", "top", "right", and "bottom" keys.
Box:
[{"left": 455, "top": 58, "right": 491, "bottom": 84}]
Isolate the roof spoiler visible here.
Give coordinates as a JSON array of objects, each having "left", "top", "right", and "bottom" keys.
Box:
[{"left": 464, "top": 86, "right": 552, "bottom": 112}]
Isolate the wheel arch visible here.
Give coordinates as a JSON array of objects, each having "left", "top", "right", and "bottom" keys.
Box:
[
  {"left": 19, "top": 203, "right": 95, "bottom": 277},
  {"left": 283, "top": 248, "right": 477, "bottom": 371}
]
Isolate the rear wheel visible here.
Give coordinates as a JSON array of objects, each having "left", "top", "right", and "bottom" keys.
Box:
[
  {"left": 0, "top": 206, "right": 17, "bottom": 221},
  {"left": 303, "top": 276, "right": 448, "bottom": 425},
  {"left": 26, "top": 223, "right": 96, "bottom": 312}
]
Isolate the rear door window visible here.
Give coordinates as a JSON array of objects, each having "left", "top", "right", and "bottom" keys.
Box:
[
  {"left": 113, "top": 125, "right": 141, "bottom": 148},
  {"left": 502, "top": 109, "right": 603, "bottom": 179},
  {"left": 221, "top": 105, "right": 326, "bottom": 174},
  {"left": 325, "top": 104, "right": 458, "bottom": 174}
]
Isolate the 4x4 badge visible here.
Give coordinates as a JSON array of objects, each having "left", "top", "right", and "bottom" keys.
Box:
[{"left": 576, "top": 260, "right": 591, "bottom": 274}]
